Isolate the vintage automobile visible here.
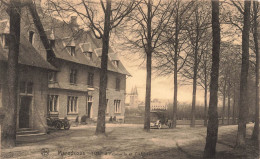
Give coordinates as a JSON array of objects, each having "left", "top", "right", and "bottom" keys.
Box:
[
  {"left": 150, "top": 112, "right": 172, "bottom": 129},
  {"left": 150, "top": 120, "right": 162, "bottom": 129},
  {"left": 47, "top": 117, "right": 70, "bottom": 130}
]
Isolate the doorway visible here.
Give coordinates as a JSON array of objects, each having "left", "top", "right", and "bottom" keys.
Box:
[
  {"left": 87, "top": 102, "right": 92, "bottom": 118},
  {"left": 87, "top": 96, "right": 93, "bottom": 118},
  {"left": 19, "top": 96, "right": 32, "bottom": 128}
]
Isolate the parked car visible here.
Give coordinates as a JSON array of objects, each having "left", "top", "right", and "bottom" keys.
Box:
[
  {"left": 150, "top": 112, "right": 172, "bottom": 129},
  {"left": 150, "top": 120, "right": 162, "bottom": 129},
  {"left": 47, "top": 117, "right": 70, "bottom": 130}
]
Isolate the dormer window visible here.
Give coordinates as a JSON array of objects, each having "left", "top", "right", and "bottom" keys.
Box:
[
  {"left": 113, "top": 60, "right": 119, "bottom": 67},
  {"left": 29, "top": 31, "right": 34, "bottom": 44},
  {"left": 68, "top": 46, "right": 75, "bottom": 56},
  {"left": 50, "top": 39, "right": 55, "bottom": 48},
  {"left": 84, "top": 51, "right": 92, "bottom": 60},
  {"left": 1, "top": 34, "right": 9, "bottom": 48}
]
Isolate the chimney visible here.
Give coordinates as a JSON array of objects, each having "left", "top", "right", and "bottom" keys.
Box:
[{"left": 70, "top": 16, "right": 78, "bottom": 27}]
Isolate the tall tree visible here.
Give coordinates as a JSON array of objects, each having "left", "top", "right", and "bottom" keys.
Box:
[
  {"left": 227, "top": 76, "right": 231, "bottom": 125},
  {"left": 180, "top": 1, "right": 211, "bottom": 127},
  {"left": 144, "top": 0, "right": 152, "bottom": 131},
  {"left": 197, "top": 43, "right": 211, "bottom": 127},
  {"left": 203, "top": 0, "right": 220, "bottom": 158},
  {"left": 236, "top": 0, "right": 251, "bottom": 148},
  {"left": 153, "top": 0, "right": 194, "bottom": 128},
  {"left": 190, "top": 4, "right": 200, "bottom": 127},
  {"left": 123, "top": 0, "right": 173, "bottom": 131},
  {"left": 1, "top": 0, "right": 21, "bottom": 148},
  {"left": 95, "top": 0, "right": 111, "bottom": 135},
  {"left": 202, "top": 51, "right": 210, "bottom": 127},
  {"left": 251, "top": 0, "right": 259, "bottom": 141}
]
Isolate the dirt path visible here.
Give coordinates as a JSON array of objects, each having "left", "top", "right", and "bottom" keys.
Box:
[{"left": 1, "top": 124, "right": 259, "bottom": 159}]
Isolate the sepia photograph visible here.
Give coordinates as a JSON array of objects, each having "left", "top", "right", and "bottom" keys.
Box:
[{"left": 0, "top": 0, "right": 259, "bottom": 158}]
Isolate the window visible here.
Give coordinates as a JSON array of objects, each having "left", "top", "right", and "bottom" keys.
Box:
[
  {"left": 87, "top": 96, "right": 93, "bottom": 117},
  {"left": 70, "top": 69, "right": 77, "bottom": 84},
  {"left": 1, "top": 34, "right": 9, "bottom": 48},
  {"left": 88, "top": 72, "right": 94, "bottom": 87},
  {"left": 48, "top": 72, "right": 56, "bottom": 82},
  {"left": 29, "top": 31, "right": 34, "bottom": 44},
  {"left": 27, "top": 82, "right": 33, "bottom": 94},
  {"left": 48, "top": 95, "right": 59, "bottom": 112},
  {"left": 84, "top": 52, "right": 92, "bottom": 60},
  {"left": 114, "top": 100, "right": 121, "bottom": 113},
  {"left": 68, "top": 46, "right": 75, "bottom": 56},
  {"left": 113, "top": 60, "right": 119, "bottom": 67},
  {"left": 20, "top": 81, "right": 33, "bottom": 94},
  {"left": 88, "top": 96, "right": 93, "bottom": 102},
  {"left": 20, "top": 81, "right": 26, "bottom": 93},
  {"left": 67, "top": 96, "right": 78, "bottom": 114},
  {"left": 106, "top": 99, "right": 109, "bottom": 114},
  {"left": 116, "top": 78, "right": 120, "bottom": 91},
  {"left": 50, "top": 39, "right": 55, "bottom": 48}
]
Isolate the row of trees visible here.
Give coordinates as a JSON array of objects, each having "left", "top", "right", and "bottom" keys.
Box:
[
  {"left": 44, "top": 0, "right": 260, "bottom": 157},
  {"left": 1, "top": 0, "right": 259, "bottom": 158}
]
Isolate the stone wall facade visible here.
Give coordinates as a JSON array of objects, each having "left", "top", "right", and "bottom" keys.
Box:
[{"left": 0, "top": 63, "right": 49, "bottom": 133}]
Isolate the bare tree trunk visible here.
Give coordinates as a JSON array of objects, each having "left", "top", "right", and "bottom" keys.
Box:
[
  {"left": 236, "top": 0, "right": 251, "bottom": 148},
  {"left": 191, "top": 7, "right": 199, "bottom": 127},
  {"left": 1, "top": 0, "right": 21, "bottom": 148},
  {"left": 227, "top": 80, "right": 231, "bottom": 125},
  {"left": 204, "top": 65, "right": 208, "bottom": 127},
  {"left": 251, "top": 0, "right": 259, "bottom": 141},
  {"left": 95, "top": 0, "right": 111, "bottom": 135},
  {"left": 144, "top": 0, "right": 152, "bottom": 131},
  {"left": 203, "top": 47, "right": 208, "bottom": 127},
  {"left": 191, "top": 62, "right": 198, "bottom": 127},
  {"left": 222, "top": 79, "right": 226, "bottom": 125},
  {"left": 232, "top": 84, "right": 236, "bottom": 124},
  {"left": 203, "top": 0, "right": 220, "bottom": 158},
  {"left": 173, "top": 11, "right": 179, "bottom": 129}
]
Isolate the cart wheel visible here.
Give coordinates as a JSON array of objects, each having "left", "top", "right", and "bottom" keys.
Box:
[{"left": 55, "top": 122, "right": 62, "bottom": 130}]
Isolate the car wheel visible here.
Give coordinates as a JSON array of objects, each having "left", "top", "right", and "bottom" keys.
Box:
[
  {"left": 55, "top": 122, "right": 62, "bottom": 130},
  {"left": 64, "top": 122, "right": 70, "bottom": 130},
  {"left": 168, "top": 123, "right": 172, "bottom": 128},
  {"left": 158, "top": 123, "right": 161, "bottom": 129}
]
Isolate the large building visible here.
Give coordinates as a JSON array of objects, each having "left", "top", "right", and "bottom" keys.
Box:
[{"left": 0, "top": 0, "right": 130, "bottom": 133}]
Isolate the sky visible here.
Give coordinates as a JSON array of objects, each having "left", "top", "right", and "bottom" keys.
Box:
[
  {"left": 118, "top": 52, "right": 206, "bottom": 104},
  {"left": 39, "top": 0, "right": 243, "bottom": 106}
]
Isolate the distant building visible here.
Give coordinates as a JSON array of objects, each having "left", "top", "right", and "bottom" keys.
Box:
[
  {"left": 129, "top": 86, "right": 138, "bottom": 108},
  {"left": 151, "top": 99, "right": 169, "bottom": 111}
]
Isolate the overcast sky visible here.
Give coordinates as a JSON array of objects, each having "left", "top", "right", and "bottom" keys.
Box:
[
  {"left": 117, "top": 50, "right": 206, "bottom": 104},
  {"left": 41, "top": 0, "right": 242, "bottom": 105}
]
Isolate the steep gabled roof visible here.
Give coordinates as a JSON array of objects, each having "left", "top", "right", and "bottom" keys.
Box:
[
  {"left": 0, "top": 34, "right": 57, "bottom": 71},
  {"left": 42, "top": 16, "right": 131, "bottom": 75}
]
